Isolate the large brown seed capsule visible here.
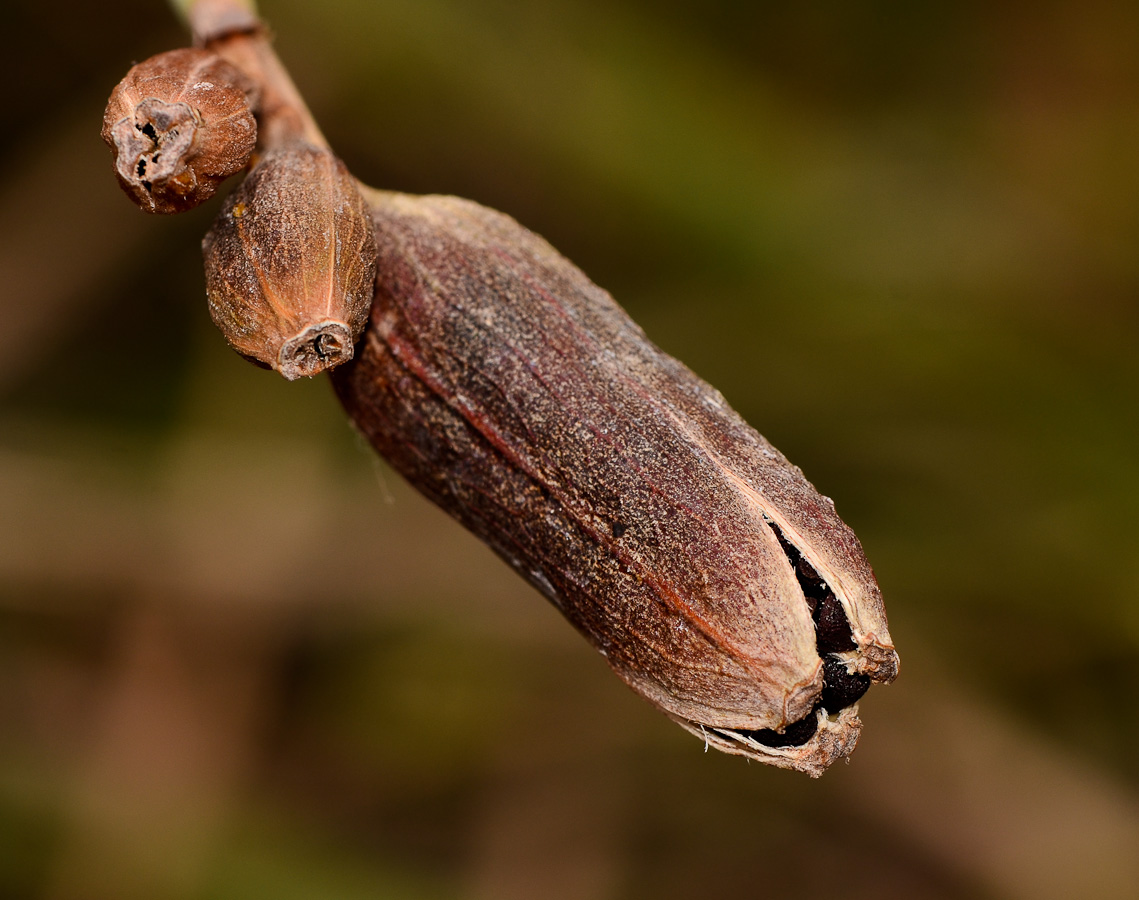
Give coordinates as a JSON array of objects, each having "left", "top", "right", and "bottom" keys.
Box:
[
  {"left": 202, "top": 142, "right": 377, "bottom": 379},
  {"left": 102, "top": 47, "right": 257, "bottom": 214},
  {"left": 333, "top": 190, "right": 899, "bottom": 776}
]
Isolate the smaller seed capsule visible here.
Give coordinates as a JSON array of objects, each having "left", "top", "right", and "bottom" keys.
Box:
[
  {"left": 202, "top": 142, "right": 377, "bottom": 379},
  {"left": 102, "top": 47, "right": 258, "bottom": 214}
]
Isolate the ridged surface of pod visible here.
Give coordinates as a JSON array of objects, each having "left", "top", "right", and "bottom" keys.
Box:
[
  {"left": 333, "top": 189, "right": 898, "bottom": 776},
  {"left": 202, "top": 143, "right": 377, "bottom": 380}
]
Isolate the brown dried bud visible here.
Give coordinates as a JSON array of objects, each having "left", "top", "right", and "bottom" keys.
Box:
[
  {"left": 102, "top": 47, "right": 257, "bottom": 214},
  {"left": 333, "top": 190, "right": 899, "bottom": 776},
  {"left": 202, "top": 142, "right": 377, "bottom": 380}
]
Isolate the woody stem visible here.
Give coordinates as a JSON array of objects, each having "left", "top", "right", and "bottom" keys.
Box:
[{"left": 171, "top": 0, "right": 327, "bottom": 150}]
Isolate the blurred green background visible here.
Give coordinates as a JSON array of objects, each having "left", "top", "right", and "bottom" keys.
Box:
[{"left": 1, "top": 0, "right": 1137, "bottom": 897}]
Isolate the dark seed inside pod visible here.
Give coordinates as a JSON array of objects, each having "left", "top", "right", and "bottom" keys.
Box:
[
  {"left": 732, "top": 708, "right": 821, "bottom": 748},
  {"left": 816, "top": 592, "right": 858, "bottom": 655},
  {"left": 734, "top": 521, "right": 868, "bottom": 749},
  {"left": 820, "top": 656, "right": 871, "bottom": 711},
  {"left": 769, "top": 521, "right": 857, "bottom": 654}
]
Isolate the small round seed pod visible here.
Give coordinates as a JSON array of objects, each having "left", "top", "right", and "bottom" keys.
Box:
[
  {"left": 202, "top": 142, "right": 377, "bottom": 380},
  {"left": 102, "top": 47, "right": 258, "bottom": 214}
]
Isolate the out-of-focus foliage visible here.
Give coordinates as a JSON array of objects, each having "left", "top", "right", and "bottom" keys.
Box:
[{"left": 1, "top": 1, "right": 1137, "bottom": 898}]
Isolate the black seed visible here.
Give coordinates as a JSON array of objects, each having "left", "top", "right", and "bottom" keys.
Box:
[
  {"left": 767, "top": 519, "right": 857, "bottom": 653},
  {"left": 820, "top": 656, "right": 870, "bottom": 711},
  {"left": 728, "top": 658, "right": 869, "bottom": 752},
  {"left": 769, "top": 523, "right": 820, "bottom": 614},
  {"left": 611, "top": 521, "right": 628, "bottom": 538},
  {"left": 734, "top": 519, "right": 867, "bottom": 749},
  {"left": 816, "top": 592, "right": 857, "bottom": 654},
  {"left": 736, "top": 707, "right": 821, "bottom": 748}
]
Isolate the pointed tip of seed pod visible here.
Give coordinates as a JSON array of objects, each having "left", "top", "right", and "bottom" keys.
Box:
[
  {"left": 107, "top": 99, "right": 202, "bottom": 213},
  {"left": 854, "top": 639, "right": 900, "bottom": 684},
  {"left": 276, "top": 320, "right": 355, "bottom": 380}
]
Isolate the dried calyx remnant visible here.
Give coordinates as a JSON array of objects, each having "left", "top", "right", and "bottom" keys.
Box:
[{"left": 104, "top": 1, "right": 898, "bottom": 777}]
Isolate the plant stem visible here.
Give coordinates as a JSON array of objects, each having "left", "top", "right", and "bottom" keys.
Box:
[
  {"left": 208, "top": 31, "right": 328, "bottom": 149},
  {"left": 172, "top": 0, "right": 326, "bottom": 150},
  {"left": 170, "top": 0, "right": 258, "bottom": 38}
]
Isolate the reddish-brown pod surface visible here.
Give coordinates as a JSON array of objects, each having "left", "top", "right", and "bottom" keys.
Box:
[
  {"left": 102, "top": 47, "right": 257, "bottom": 214},
  {"left": 333, "top": 190, "right": 899, "bottom": 776},
  {"left": 202, "top": 142, "right": 377, "bottom": 379}
]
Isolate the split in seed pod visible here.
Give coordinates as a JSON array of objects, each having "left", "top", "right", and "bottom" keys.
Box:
[
  {"left": 202, "top": 142, "right": 377, "bottom": 380},
  {"left": 102, "top": 47, "right": 258, "bottom": 214}
]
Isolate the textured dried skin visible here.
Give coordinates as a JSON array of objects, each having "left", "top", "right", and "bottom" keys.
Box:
[
  {"left": 333, "top": 189, "right": 899, "bottom": 776},
  {"left": 202, "top": 143, "right": 377, "bottom": 379},
  {"left": 101, "top": 47, "right": 257, "bottom": 214}
]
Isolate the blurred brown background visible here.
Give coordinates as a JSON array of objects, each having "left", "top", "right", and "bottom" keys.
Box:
[{"left": 2, "top": 1, "right": 1138, "bottom": 897}]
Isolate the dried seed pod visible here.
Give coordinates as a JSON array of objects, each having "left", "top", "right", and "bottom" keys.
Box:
[
  {"left": 333, "top": 190, "right": 899, "bottom": 776},
  {"left": 202, "top": 142, "right": 377, "bottom": 380},
  {"left": 102, "top": 47, "right": 258, "bottom": 214}
]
